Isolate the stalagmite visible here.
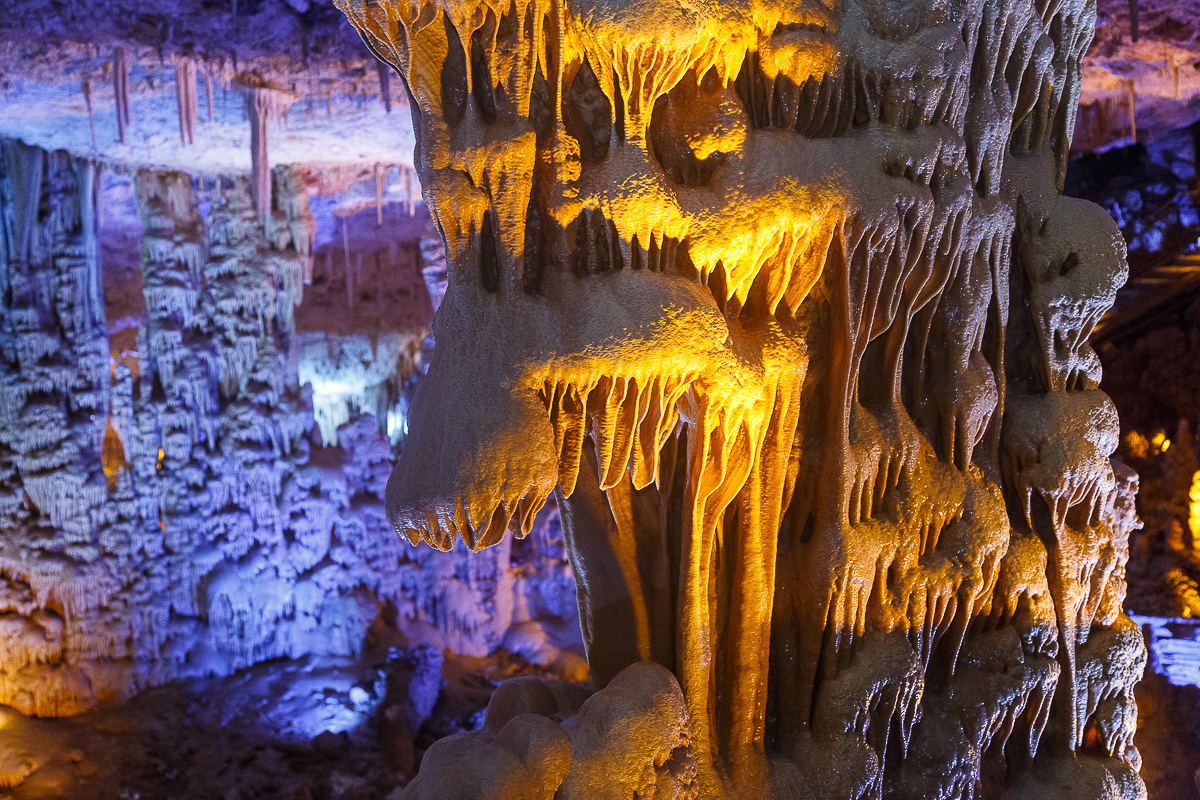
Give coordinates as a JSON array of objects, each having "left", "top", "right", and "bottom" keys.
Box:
[
  {"left": 335, "top": 0, "right": 1148, "bottom": 794},
  {"left": 172, "top": 55, "right": 200, "bottom": 147},
  {"left": 112, "top": 47, "right": 131, "bottom": 144}
]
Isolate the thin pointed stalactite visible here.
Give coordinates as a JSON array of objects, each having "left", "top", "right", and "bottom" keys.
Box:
[
  {"left": 1126, "top": 79, "right": 1138, "bottom": 142},
  {"left": 377, "top": 59, "right": 392, "bottom": 114},
  {"left": 342, "top": 214, "right": 353, "bottom": 309},
  {"left": 172, "top": 56, "right": 200, "bottom": 147},
  {"left": 204, "top": 67, "right": 216, "bottom": 123},
  {"left": 112, "top": 47, "right": 131, "bottom": 144},
  {"left": 73, "top": 157, "right": 103, "bottom": 331},
  {"left": 401, "top": 166, "right": 416, "bottom": 216},
  {"left": 240, "top": 84, "right": 291, "bottom": 224},
  {"left": 375, "top": 163, "right": 384, "bottom": 225},
  {"left": 81, "top": 78, "right": 97, "bottom": 150}
]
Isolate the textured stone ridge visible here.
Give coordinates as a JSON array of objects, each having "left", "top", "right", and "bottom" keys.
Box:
[{"left": 337, "top": 0, "right": 1148, "bottom": 795}]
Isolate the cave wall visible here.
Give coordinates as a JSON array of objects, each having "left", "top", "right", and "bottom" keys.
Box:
[{"left": 0, "top": 136, "right": 580, "bottom": 716}]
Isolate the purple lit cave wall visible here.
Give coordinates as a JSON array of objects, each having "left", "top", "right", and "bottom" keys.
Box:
[
  {"left": 0, "top": 144, "right": 588, "bottom": 710},
  {"left": 1, "top": 0, "right": 1200, "bottom": 797}
]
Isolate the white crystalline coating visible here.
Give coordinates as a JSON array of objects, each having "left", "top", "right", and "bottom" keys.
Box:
[{"left": 299, "top": 332, "right": 422, "bottom": 446}]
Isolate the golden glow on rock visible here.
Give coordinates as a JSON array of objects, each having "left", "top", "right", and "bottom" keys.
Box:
[
  {"left": 1190, "top": 470, "right": 1200, "bottom": 548},
  {"left": 1168, "top": 568, "right": 1200, "bottom": 618},
  {"left": 1124, "top": 430, "right": 1149, "bottom": 459},
  {"left": 101, "top": 422, "right": 127, "bottom": 492},
  {"left": 337, "top": 0, "right": 1147, "bottom": 793}
]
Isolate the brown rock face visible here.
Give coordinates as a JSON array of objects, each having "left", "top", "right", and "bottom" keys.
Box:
[{"left": 336, "top": 0, "right": 1147, "bottom": 795}]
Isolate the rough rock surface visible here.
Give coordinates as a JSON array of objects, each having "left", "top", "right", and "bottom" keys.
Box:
[{"left": 335, "top": 0, "right": 1150, "bottom": 794}]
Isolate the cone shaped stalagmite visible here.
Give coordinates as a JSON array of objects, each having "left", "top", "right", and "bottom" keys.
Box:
[{"left": 336, "top": 0, "right": 1147, "bottom": 795}]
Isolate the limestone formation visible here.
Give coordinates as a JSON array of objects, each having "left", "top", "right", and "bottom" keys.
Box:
[
  {"left": 337, "top": 0, "right": 1147, "bottom": 795},
  {"left": 1, "top": 138, "right": 588, "bottom": 716},
  {"left": 379, "top": 59, "right": 395, "bottom": 114},
  {"left": 239, "top": 80, "right": 296, "bottom": 223},
  {"left": 111, "top": 47, "right": 133, "bottom": 145},
  {"left": 172, "top": 55, "right": 201, "bottom": 148}
]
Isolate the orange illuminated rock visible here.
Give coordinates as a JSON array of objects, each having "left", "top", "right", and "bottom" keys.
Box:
[{"left": 337, "top": 0, "right": 1147, "bottom": 794}]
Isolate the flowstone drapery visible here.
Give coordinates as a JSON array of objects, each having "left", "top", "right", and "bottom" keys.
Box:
[{"left": 338, "top": 0, "right": 1146, "bottom": 795}]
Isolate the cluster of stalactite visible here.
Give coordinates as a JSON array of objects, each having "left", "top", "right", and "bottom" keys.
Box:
[
  {"left": 0, "top": 138, "right": 556, "bottom": 716},
  {"left": 338, "top": 0, "right": 1147, "bottom": 794},
  {"left": 106, "top": 42, "right": 402, "bottom": 147},
  {"left": 37, "top": 42, "right": 409, "bottom": 218}
]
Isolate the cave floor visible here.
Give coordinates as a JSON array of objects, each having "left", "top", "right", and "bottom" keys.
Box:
[
  {"left": 1, "top": 649, "right": 1194, "bottom": 800},
  {"left": 0, "top": 647, "right": 578, "bottom": 800}
]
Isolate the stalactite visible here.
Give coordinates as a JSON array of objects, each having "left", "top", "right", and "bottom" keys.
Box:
[
  {"left": 72, "top": 157, "right": 103, "bottom": 332},
  {"left": 333, "top": 0, "right": 1146, "bottom": 793},
  {"left": 112, "top": 47, "right": 131, "bottom": 145},
  {"left": 342, "top": 214, "right": 353, "bottom": 309},
  {"left": 1126, "top": 79, "right": 1137, "bottom": 142},
  {"left": 239, "top": 82, "right": 292, "bottom": 224},
  {"left": 204, "top": 66, "right": 215, "bottom": 123},
  {"left": 171, "top": 55, "right": 199, "bottom": 147},
  {"left": 401, "top": 166, "right": 416, "bottom": 216},
  {"left": 4, "top": 138, "right": 44, "bottom": 268},
  {"left": 375, "top": 163, "right": 384, "bottom": 226},
  {"left": 81, "top": 78, "right": 97, "bottom": 150},
  {"left": 377, "top": 59, "right": 392, "bottom": 114}
]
